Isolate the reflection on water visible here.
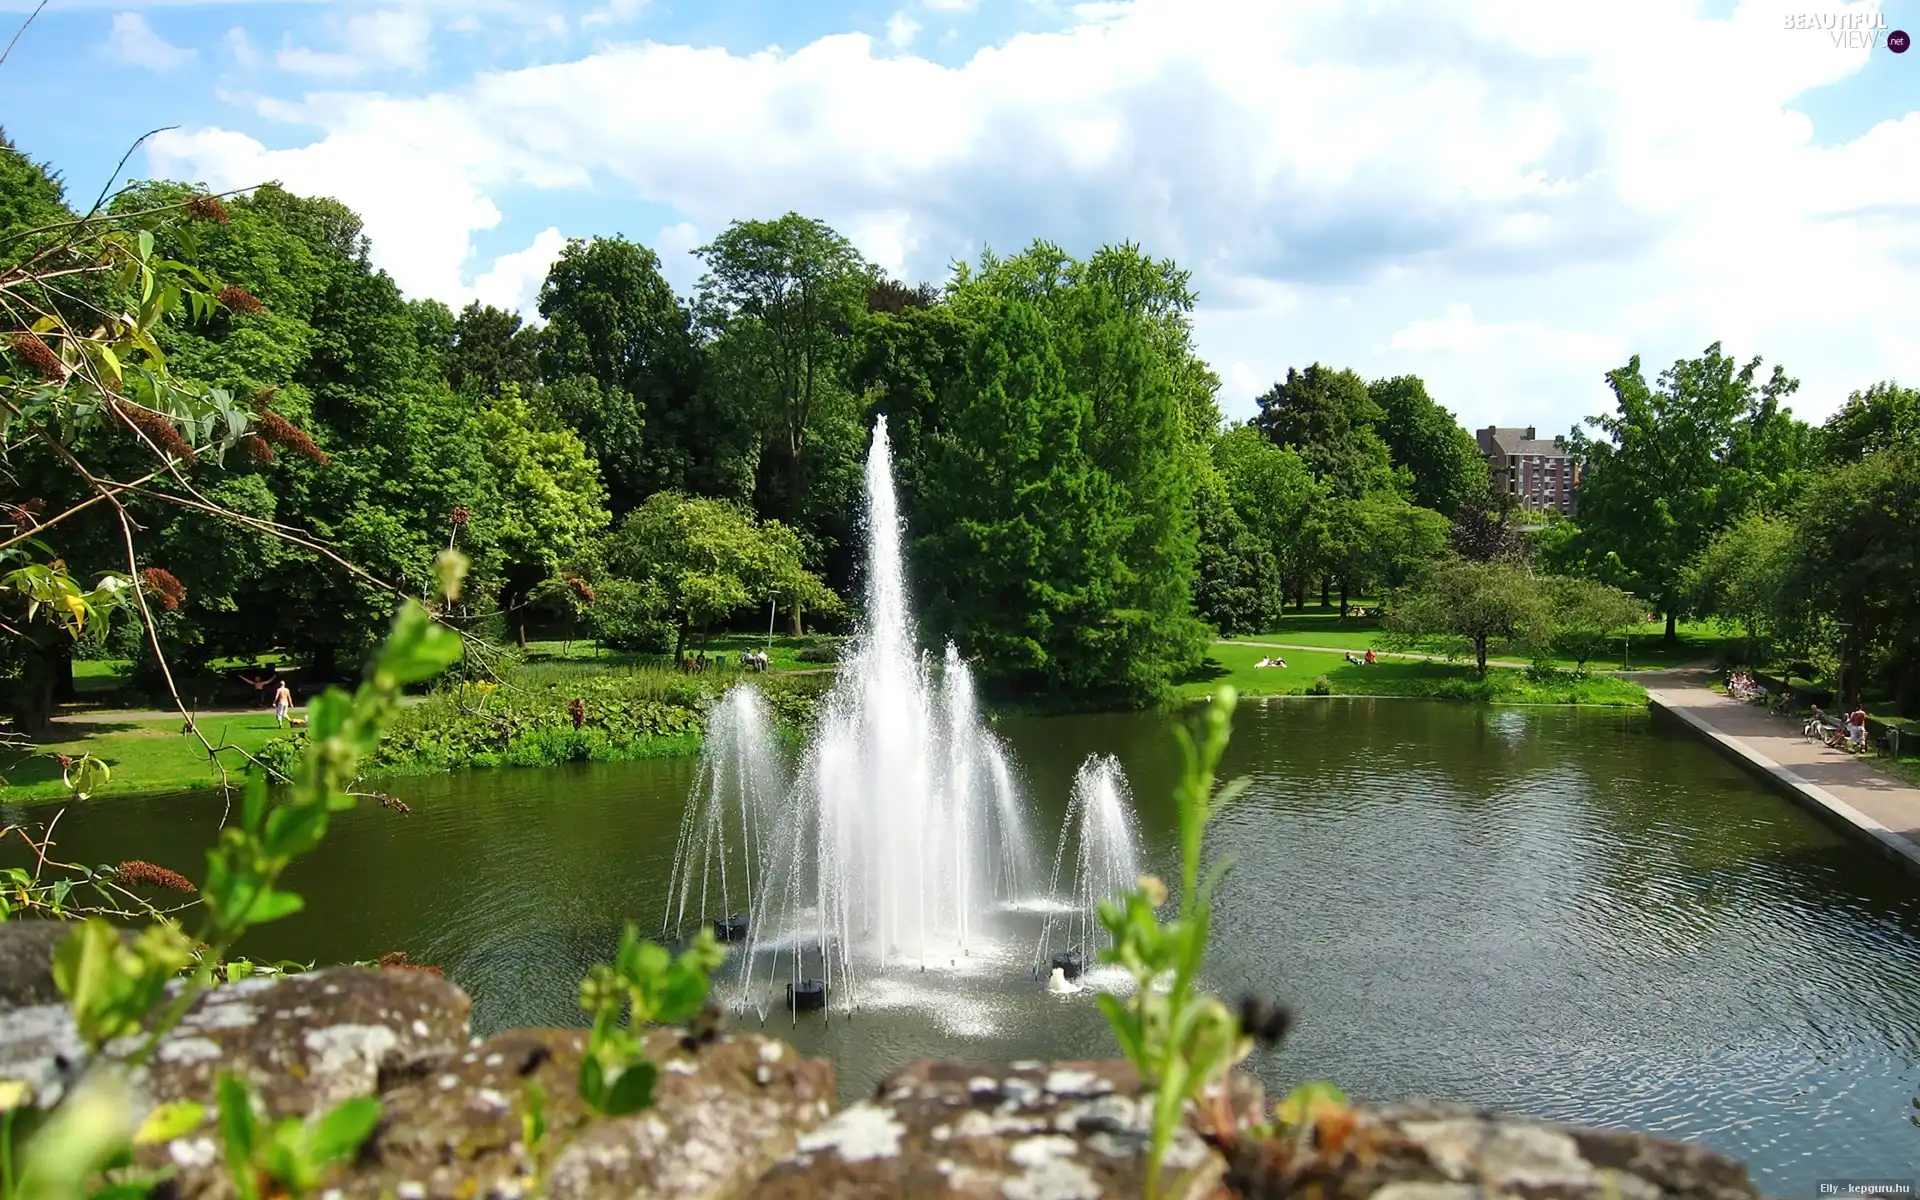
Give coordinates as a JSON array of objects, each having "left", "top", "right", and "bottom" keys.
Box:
[{"left": 9, "top": 698, "right": 1920, "bottom": 1194}]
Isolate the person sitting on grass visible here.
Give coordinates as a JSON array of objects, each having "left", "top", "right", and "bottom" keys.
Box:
[
  {"left": 1345, "top": 651, "right": 1363, "bottom": 666},
  {"left": 1364, "top": 649, "right": 1376, "bottom": 665}
]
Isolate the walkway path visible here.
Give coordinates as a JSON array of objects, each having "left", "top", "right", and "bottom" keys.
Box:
[{"left": 1641, "top": 668, "right": 1920, "bottom": 873}]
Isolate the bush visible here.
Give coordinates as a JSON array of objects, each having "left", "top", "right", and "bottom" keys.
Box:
[
  {"left": 589, "top": 580, "right": 676, "bottom": 653},
  {"left": 794, "top": 635, "right": 840, "bottom": 664},
  {"left": 1307, "top": 674, "right": 1333, "bottom": 696}
]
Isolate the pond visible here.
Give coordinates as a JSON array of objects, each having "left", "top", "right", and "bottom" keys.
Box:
[{"left": 10, "top": 697, "right": 1920, "bottom": 1195}]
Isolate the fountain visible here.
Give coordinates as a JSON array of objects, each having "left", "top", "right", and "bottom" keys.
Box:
[
  {"left": 1034, "top": 755, "right": 1143, "bottom": 984},
  {"left": 661, "top": 685, "right": 787, "bottom": 946},
  {"left": 665, "top": 416, "right": 1053, "bottom": 1017}
]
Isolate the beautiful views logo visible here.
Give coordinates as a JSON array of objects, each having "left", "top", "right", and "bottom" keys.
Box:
[{"left": 1783, "top": 10, "right": 1910, "bottom": 50}]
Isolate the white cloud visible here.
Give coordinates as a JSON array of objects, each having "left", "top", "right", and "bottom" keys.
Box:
[
  {"left": 225, "top": 26, "right": 259, "bottom": 68},
  {"left": 582, "top": 0, "right": 648, "bottom": 29},
  {"left": 472, "top": 227, "right": 568, "bottom": 316},
  {"left": 107, "top": 12, "right": 194, "bottom": 71},
  {"left": 278, "top": 8, "right": 431, "bottom": 77},
  {"left": 886, "top": 11, "right": 922, "bottom": 48},
  {"left": 144, "top": 0, "right": 1920, "bottom": 435},
  {"left": 923, "top": 0, "right": 978, "bottom": 10}
]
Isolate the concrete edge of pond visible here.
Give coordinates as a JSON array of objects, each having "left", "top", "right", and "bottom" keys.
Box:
[{"left": 1646, "top": 689, "right": 1920, "bottom": 878}]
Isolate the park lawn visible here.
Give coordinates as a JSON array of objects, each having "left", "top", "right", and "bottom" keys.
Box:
[
  {"left": 1181, "top": 641, "right": 1648, "bottom": 707},
  {"left": 1233, "top": 610, "right": 1733, "bottom": 673},
  {"left": 1, "top": 714, "right": 289, "bottom": 803},
  {"left": 520, "top": 634, "right": 826, "bottom": 675}
]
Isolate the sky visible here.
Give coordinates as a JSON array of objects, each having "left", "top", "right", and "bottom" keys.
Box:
[{"left": 3, "top": 0, "right": 1918, "bottom": 438}]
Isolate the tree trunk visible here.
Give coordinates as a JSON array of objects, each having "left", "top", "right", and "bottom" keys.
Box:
[
  {"left": 788, "top": 604, "right": 803, "bottom": 637},
  {"left": 10, "top": 647, "right": 57, "bottom": 737},
  {"left": 52, "top": 644, "right": 76, "bottom": 704},
  {"left": 1896, "top": 661, "right": 1919, "bottom": 719},
  {"left": 674, "top": 618, "right": 690, "bottom": 666},
  {"left": 1664, "top": 609, "right": 1677, "bottom": 644},
  {"left": 1319, "top": 577, "right": 1330, "bottom": 611},
  {"left": 517, "top": 622, "right": 527, "bottom": 650},
  {"left": 1339, "top": 579, "right": 1349, "bottom": 619},
  {"left": 1475, "top": 635, "right": 1489, "bottom": 677}
]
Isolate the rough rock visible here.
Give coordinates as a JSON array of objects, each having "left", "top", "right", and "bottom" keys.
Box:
[
  {"left": 350, "top": 1025, "right": 834, "bottom": 1200},
  {"left": 0, "top": 963, "right": 470, "bottom": 1117},
  {"left": 746, "top": 1058, "right": 1264, "bottom": 1199},
  {"left": 1220, "top": 1101, "right": 1761, "bottom": 1200},
  {"left": 0, "top": 920, "right": 94, "bottom": 1009}
]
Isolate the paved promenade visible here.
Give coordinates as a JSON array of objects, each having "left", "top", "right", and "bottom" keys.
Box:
[{"left": 1641, "top": 669, "right": 1920, "bottom": 873}]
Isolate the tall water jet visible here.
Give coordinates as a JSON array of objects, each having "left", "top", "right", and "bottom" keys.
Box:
[
  {"left": 737, "top": 417, "right": 1039, "bottom": 1015},
  {"left": 662, "top": 684, "right": 785, "bottom": 942},
  {"left": 1035, "top": 754, "right": 1142, "bottom": 978}
]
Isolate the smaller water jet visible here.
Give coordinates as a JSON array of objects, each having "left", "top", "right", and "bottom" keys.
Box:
[
  {"left": 662, "top": 685, "right": 786, "bottom": 943},
  {"left": 1034, "top": 754, "right": 1143, "bottom": 981}
]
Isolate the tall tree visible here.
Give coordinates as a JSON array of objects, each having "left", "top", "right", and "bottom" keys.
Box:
[
  {"left": 1367, "top": 375, "right": 1489, "bottom": 517},
  {"left": 937, "top": 242, "right": 1208, "bottom": 696},
  {"left": 918, "top": 296, "right": 1111, "bottom": 691},
  {"left": 1254, "top": 364, "right": 1394, "bottom": 500},
  {"left": 538, "top": 235, "right": 746, "bottom": 509},
  {"left": 446, "top": 302, "right": 542, "bottom": 398},
  {"left": 694, "top": 214, "right": 873, "bottom": 527},
  {"left": 1569, "top": 343, "right": 1800, "bottom": 641}
]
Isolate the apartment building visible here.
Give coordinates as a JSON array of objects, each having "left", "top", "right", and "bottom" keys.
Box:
[{"left": 1474, "top": 426, "right": 1582, "bottom": 515}]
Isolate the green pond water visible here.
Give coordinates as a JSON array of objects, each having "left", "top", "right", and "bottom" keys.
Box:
[{"left": 8, "top": 697, "right": 1920, "bottom": 1194}]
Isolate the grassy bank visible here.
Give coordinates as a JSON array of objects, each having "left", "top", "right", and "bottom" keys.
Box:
[
  {"left": 5, "top": 637, "right": 837, "bottom": 804},
  {"left": 1179, "top": 643, "right": 1649, "bottom": 706},
  {"left": 9, "top": 630, "right": 1652, "bottom": 804},
  {"left": 1233, "top": 610, "right": 1732, "bottom": 672}
]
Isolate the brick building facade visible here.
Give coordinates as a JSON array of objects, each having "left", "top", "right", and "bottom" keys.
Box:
[{"left": 1474, "top": 426, "right": 1582, "bottom": 515}]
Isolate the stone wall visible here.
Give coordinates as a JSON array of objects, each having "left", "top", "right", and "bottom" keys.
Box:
[{"left": 0, "top": 924, "right": 1763, "bottom": 1199}]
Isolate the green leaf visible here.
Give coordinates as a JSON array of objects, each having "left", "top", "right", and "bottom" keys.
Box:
[
  {"left": 241, "top": 776, "right": 269, "bottom": 834},
  {"left": 242, "top": 888, "right": 305, "bottom": 925},
  {"left": 137, "top": 230, "right": 155, "bottom": 262},
  {"left": 307, "top": 1096, "right": 380, "bottom": 1167},
  {"left": 598, "top": 1061, "right": 657, "bottom": 1117},
  {"left": 1095, "top": 992, "right": 1146, "bottom": 1070},
  {"left": 135, "top": 1100, "right": 207, "bottom": 1145},
  {"left": 373, "top": 603, "right": 463, "bottom": 688},
  {"left": 578, "top": 1053, "right": 605, "bottom": 1109},
  {"left": 216, "top": 1075, "right": 258, "bottom": 1200},
  {"left": 262, "top": 804, "right": 329, "bottom": 859}
]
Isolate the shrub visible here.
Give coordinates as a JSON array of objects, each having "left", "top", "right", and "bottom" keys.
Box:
[
  {"left": 794, "top": 635, "right": 840, "bottom": 664},
  {"left": 590, "top": 580, "right": 676, "bottom": 653},
  {"left": 1307, "top": 674, "right": 1332, "bottom": 696}
]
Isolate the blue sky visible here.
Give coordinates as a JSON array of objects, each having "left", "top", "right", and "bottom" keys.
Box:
[{"left": 4, "top": 0, "right": 1918, "bottom": 436}]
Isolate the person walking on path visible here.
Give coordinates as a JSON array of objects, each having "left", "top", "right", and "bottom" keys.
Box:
[
  {"left": 273, "top": 680, "right": 293, "bottom": 727},
  {"left": 1847, "top": 705, "right": 1870, "bottom": 752}
]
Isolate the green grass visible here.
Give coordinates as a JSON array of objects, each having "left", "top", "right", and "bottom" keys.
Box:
[
  {"left": 1180, "top": 642, "right": 1648, "bottom": 707},
  {"left": 1232, "top": 609, "right": 1733, "bottom": 673},
  {"left": 518, "top": 634, "right": 827, "bottom": 676},
  {"left": 1, "top": 714, "right": 291, "bottom": 803}
]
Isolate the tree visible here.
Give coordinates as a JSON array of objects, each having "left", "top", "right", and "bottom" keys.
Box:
[
  {"left": 931, "top": 243, "right": 1209, "bottom": 697},
  {"left": 1213, "top": 425, "right": 1320, "bottom": 592},
  {"left": 1685, "top": 513, "right": 1793, "bottom": 661},
  {"left": 538, "top": 235, "right": 748, "bottom": 508},
  {"left": 1568, "top": 343, "right": 1801, "bottom": 642},
  {"left": 475, "top": 387, "right": 611, "bottom": 643},
  {"left": 446, "top": 302, "right": 542, "bottom": 399},
  {"left": 1781, "top": 446, "right": 1920, "bottom": 712},
  {"left": 1253, "top": 364, "right": 1395, "bottom": 500},
  {"left": 1367, "top": 375, "right": 1489, "bottom": 517},
  {"left": 600, "top": 491, "right": 837, "bottom": 663},
  {"left": 1387, "top": 557, "right": 1548, "bottom": 675},
  {"left": 1821, "top": 381, "right": 1919, "bottom": 463},
  {"left": 695, "top": 214, "right": 873, "bottom": 528},
  {"left": 1448, "top": 478, "right": 1531, "bottom": 565},
  {"left": 1191, "top": 469, "right": 1281, "bottom": 636},
  {"left": 1546, "top": 576, "right": 1643, "bottom": 670},
  {"left": 918, "top": 296, "right": 1111, "bottom": 690}
]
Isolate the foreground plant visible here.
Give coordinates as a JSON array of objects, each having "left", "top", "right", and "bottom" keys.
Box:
[
  {"left": 576, "top": 924, "right": 728, "bottom": 1117},
  {"left": 1093, "top": 686, "right": 1342, "bottom": 1200},
  {"left": 0, "top": 556, "right": 470, "bottom": 1200}
]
